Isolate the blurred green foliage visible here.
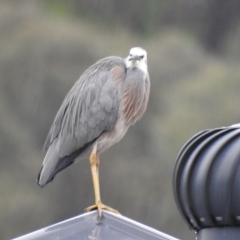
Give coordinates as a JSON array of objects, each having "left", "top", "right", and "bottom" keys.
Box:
[{"left": 44, "top": 0, "right": 240, "bottom": 52}]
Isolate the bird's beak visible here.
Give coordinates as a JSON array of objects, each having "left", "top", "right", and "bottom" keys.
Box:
[{"left": 129, "top": 55, "right": 140, "bottom": 61}]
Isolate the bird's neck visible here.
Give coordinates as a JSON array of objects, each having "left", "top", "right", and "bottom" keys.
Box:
[{"left": 128, "top": 62, "right": 148, "bottom": 75}]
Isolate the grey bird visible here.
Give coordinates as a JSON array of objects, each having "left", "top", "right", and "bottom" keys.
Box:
[{"left": 37, "top": 47, "right": 150, "bottom": 217}]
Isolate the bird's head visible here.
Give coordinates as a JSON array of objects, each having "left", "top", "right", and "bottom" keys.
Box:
[{"left": 125, "top": 47, "right": 148, "bottom": 72}]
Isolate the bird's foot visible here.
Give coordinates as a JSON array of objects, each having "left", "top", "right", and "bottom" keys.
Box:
[{"left": 85, "top": 202, "right": 120, "bottom": 217}]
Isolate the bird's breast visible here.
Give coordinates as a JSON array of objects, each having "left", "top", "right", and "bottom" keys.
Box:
[{"left": 121, "top": 69, "right": 150, "bottom": 126}]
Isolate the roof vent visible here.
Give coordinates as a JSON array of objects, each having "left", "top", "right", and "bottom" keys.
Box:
[{"left": 173, "top": 126, "right": 240, "bottom": 240}]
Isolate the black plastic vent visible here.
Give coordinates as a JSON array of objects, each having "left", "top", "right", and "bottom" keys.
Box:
[{"left": 173, "top": 126, "right": 240, "bottom": 231}]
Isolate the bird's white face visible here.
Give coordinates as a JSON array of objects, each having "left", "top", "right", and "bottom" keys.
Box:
[{"left": 125, "top": 47, "right": 148, "bottom": 73}]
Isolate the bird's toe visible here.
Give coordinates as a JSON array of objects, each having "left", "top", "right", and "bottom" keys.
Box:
[{"left": 85, "top": 202, "right": 120, "bottom": 217}]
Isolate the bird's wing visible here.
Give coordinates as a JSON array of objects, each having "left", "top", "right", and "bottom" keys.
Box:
[{"left": 44, "top": 57, "right": 126, "bottom": 158}]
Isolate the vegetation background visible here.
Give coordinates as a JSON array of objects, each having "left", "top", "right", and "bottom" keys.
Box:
[{"left": 1, "top": 1, "right": 240, "bottom": 239}]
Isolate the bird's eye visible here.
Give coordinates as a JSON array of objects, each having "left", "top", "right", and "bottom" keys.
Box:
[
  {"left": 140, "top": 55, "right": 144, "bottom": 59},
  {"left": 129, "top": 54, "right": 132, "bottom": 57}
]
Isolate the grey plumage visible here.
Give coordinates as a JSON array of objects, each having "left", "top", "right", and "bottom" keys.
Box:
[{"left": 38, "top": 47, "right": 150, "bottom": 189}]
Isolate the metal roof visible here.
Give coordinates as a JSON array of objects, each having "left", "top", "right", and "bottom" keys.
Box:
[{"left": 13, "top": 210, "right": 179, "bottom": 240}]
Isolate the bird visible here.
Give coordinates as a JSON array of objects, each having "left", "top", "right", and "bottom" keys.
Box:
[{"left": 37, "top": 47, "right": 150, "bottom": 217}]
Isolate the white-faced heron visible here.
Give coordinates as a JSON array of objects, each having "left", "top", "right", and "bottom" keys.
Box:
[{"left": 37, "top": 47, "right": 150, "bottom": 217}]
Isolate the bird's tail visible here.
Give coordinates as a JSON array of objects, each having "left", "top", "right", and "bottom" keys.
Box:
[
  {"left": 37, "top": 140, "right": 88, "bottom": 187},
  {"left": 37, "top": 137, "right": 99, "bottom": 188},
  {"left": 37, "top": 141, "right": 60, "bottom": 188}
]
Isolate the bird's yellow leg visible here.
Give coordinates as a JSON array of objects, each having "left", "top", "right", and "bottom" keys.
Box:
[{"left": 85, "top": 142, "right": 120, "bottom": 217}]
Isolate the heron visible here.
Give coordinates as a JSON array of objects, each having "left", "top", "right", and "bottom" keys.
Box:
[{"left": 37, "top": 47, "right": 150, "bottom": 217}]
